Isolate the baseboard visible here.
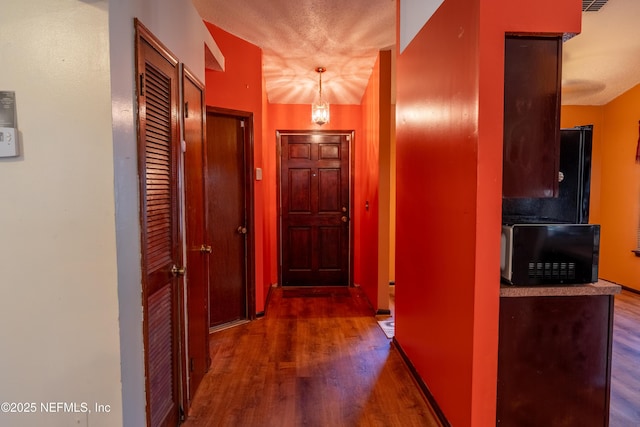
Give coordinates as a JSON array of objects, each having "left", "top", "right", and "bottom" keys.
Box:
[
  {"left": 255, "top": 311, "right": 265, "bottom": 318},
  {"left": 392, "top": 337, "right": 451, "bottom": 427},
  {"left": 376, "top": 308, "right": 391, "bottom": 315},
  {"left": 621, "top": 284, "right": 640, "bottom": 295}
]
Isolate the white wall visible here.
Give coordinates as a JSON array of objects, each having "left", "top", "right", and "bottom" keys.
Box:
[
  {"left": 0, "top": 0, "right": 220, "bottom": 426},
  {"left": 399, "top": 0, "right": 444, "bottom": 52},
  {"left": 0, "top": 1, "right": 122, "bottom": 427},
  {"left": 108, "top": 0, "right": 221, "bottom": 425}
]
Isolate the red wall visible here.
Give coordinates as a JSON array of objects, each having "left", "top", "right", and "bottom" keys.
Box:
[
  {"left": 204, "top": 23, "right": 268, "bottom": 313},
  {"left": 358, "top": 51, "right": 393, "bottom": 310},
  {"left": 265, "top": 104, "right": 363, "bottom": 290},
  {"left": 395, "top": 0, "right": 581, "bottom": 425}
]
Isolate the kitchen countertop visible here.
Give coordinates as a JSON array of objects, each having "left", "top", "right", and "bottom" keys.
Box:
[{"left": 500, "top": 279, "right": 622, "bottom": 297}]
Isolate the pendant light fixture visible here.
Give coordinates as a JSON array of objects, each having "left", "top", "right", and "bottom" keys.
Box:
[{"left": 311, "top": 67, "right": 330, "bottom": 125}]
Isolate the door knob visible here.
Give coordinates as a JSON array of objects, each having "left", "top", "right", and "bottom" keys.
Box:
[
  {"left": 341, "top": 216, "right": 349, "bottom": 223},
  {"left": 200, "top": 244, "right": 212, "bottom": 254},
  {"left": 237, "top": 226, "right": 247, "bottom": 234},
  {"left": 171, "top": 264, "right": 186, "bottom": 277}
]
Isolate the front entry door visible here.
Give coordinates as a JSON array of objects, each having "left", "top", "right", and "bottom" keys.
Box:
[
  {"left": 279, "top": 132, "right": 352, "bottom": 286},
  {"left": 205, "top": 111, "right": 253, "bottom": 328}
]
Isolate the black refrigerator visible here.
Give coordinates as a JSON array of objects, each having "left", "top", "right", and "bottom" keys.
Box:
[
  {"left": 502, "top": 125, "right": 593, "bottom": 225},
  {"left": 500, "top": 125, "right": 599, "bottom": 285}
]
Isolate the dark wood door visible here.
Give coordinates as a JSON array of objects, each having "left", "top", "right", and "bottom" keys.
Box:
[
  {"left": 135, "top": 20, "right": 182, "bottom": 427},
  {"left": 206, "top": 112, "right": 249, "bottom": 327},
  {"left": 503, "top": 35, "right": 562, "bottom": 198},
  {"left": 497, "top": 295, "right": 613, "bottom": 426},
  {"left": 182, "top": 67, "right": 210, "bottom": 404},
  {"left": 279, "top": 133, "right": 351, "bottom": 286}
]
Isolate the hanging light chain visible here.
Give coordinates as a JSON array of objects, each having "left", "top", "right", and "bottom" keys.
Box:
[{"left": 316, "top": 66, "right": 326, "bottom": 102}]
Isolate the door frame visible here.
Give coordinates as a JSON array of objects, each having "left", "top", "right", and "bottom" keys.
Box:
[
  {"left": 206, "top": 106, "right": 256, "bottom": 321},
  {"left": 181, "top": 64, "right": 210, "bottom": 409},
  {"left": 276, "top": 130, "right": 355, "bottom": 287}
]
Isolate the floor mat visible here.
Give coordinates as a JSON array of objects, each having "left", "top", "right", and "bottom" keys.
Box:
[
  {"left": 282, "top": 286, "right": 351, "bottom": 298},
  {"left": 377, "top": 319, "right": 394, "bottom": 339}
]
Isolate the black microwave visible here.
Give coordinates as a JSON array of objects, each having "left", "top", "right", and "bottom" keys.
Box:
[{"left": 500, "top": 224, "right": 600, "bottom": 285}]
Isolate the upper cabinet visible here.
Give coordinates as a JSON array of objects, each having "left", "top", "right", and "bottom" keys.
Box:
[{"left": 503, "top": 35, "right": 562, "bottom": 198}]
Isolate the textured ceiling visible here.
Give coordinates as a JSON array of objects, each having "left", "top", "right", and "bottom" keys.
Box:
[
  {"left": 192, "top": 0, "right": 396, "bottom": 105},
  {"left": 563, "top": 0, "right": 640, "bottom": 105},
  {"left": 193, "top": 0, "right": 640, "bottom": 107}
]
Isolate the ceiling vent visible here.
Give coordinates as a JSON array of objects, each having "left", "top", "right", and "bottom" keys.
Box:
[{"left": 583, "top": 0, "right": 609, "bottom": 12}]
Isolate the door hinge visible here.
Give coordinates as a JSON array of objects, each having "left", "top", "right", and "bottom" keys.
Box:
[
  {"left": 240, "top": 120, "right": 245, "bottom": 128},
  {"left": 139, "top": 73, "right": 145, "bottom": 96},
  {"left": 190, "top": 357, "right": 194, "bottom": 372},
  {"left": 184, "top": 101, "right": 189, "bottom": 118}
]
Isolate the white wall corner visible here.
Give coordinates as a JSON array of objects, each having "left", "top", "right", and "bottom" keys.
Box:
[
  {"left": 400, "top": 0, "right": 445, "bottom": 52},
  {"left": 205, "top": 39, "right": 225, "bottom": 71}
]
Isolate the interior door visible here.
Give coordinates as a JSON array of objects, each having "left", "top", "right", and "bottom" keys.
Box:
[
  {"left": 182, "top": 67, "right": 210, "bottom": 404},
  {"left": 205, "top": 111, "right": 253, "bottom": 328},
  {"left": 279, "top": 132, "right": 351, "bottom": 286},
  {"left": 135, "top": 20, "right": 182, "bottom": 427}
]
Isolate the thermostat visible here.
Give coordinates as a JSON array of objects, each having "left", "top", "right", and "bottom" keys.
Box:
[
  {"left": 0, "top": 91, "right": 18, "bottom": 158},
  {"left": 0, "top": 127, "right": 18, "bottom": 157}
]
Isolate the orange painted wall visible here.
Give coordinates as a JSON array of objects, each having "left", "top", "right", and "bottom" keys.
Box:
[
  {"left": 563, "top": 85, "right": 640, "bottom": 291},
  {"left": 265, "top": 104, "right": 363, "bottom": 288},
  {"left": 203, "top": 23, "right": 268, "bottom": 313},
  {"left": 359, "top": 52, "right": 382, "bottom": 309},
  {"left": 395, "top": 0, "right": 581, "bottom": 425}
]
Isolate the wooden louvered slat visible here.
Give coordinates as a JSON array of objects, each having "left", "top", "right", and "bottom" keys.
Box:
[
  {"left": 144, "top": 61, "right": 173, "bottom": 277},
  {"left": 148, "top": 283, "right": 174, "bottom": 427},
  {"left": 136, "top": 20, "right": 181, "bottom": 427}
]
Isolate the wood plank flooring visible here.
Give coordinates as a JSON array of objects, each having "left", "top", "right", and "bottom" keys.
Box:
[
  {"left": 183, "top": 286, "right": 440, "bottom": 427},
  {"left": 183, "top": 286, "right": 640, "bottom": 426},
  {"left": 610, "top": 289, "right": 640, "bottom": 427}
]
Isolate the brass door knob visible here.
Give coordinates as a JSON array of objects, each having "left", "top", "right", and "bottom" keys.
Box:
[
  {"left": 171, "top": 264, "right": 186, "bottom": 277},
  {"left": 200, "top": 244, "right": 212, "bottom": 254},
  {"left": 341, "top": 216, "right": 349, "bottom": 223},
  {"left": 237, "top": 226, "right": 247, "bottom": 234}
]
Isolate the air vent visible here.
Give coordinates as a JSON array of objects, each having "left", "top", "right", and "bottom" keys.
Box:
[
  {"left": 583, "top": 0, "right": 609, "bottom": 12},
  {"left": 528, "top": 261, "right": 576, "bottom": 281}
]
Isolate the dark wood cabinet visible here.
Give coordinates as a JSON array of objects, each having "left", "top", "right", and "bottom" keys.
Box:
[
  {"left": 503, "top": 35, "right": 562, "bottom": 198},
  {"left": 497, "top": 294, "right": 614, "bottom": 427}
]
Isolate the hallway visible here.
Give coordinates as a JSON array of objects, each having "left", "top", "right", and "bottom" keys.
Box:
[{"left": 183, "top": 286, "right": 441, "bottom": 427}]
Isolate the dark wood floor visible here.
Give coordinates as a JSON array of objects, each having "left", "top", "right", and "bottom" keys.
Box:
[
  {"left": 183, "top": 286, "right": 440, "bottom": 427},
  {"left": 183, "top": 286, "right": 640, "bottom": 427},
  {"left": 610, "top": 289, "right": 640, "bottom": 427}
]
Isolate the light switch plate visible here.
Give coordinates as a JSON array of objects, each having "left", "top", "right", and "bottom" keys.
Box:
[
  {"left": 255, "top": 167, "right": 263, "bottom": 181},
  {"left": 0, "top": 127, "right": 18, "bottom": 157}
]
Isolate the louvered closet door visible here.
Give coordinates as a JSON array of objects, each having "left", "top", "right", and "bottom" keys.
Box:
[{"left": 136, "top": 21, "right": 182, "bottom": 427}]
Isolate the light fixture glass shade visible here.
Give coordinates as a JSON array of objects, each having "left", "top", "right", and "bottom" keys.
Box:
[
  {"left": 312, "top": 66, "right": 329, "bottom": 125},
  {"left": 312, "top": 101, "right": 330, "bottom": 125}
]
